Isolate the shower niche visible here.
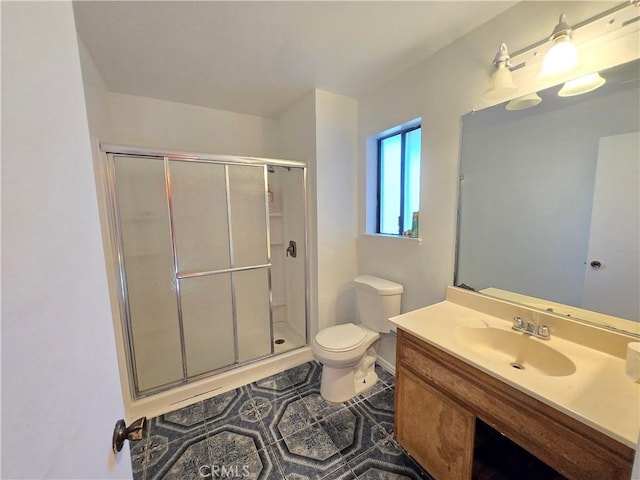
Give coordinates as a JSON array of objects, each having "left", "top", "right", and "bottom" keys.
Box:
[{"left": 104, "top": 147, "right": 308, "bottom": 398}]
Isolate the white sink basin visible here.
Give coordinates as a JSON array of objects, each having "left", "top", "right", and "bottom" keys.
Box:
[{"left": 455, "top": 326, "right": 576, "bottom": 377}]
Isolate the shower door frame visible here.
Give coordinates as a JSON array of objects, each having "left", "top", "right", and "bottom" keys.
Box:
[{"left": 101, "top": 143, "right": 309, "bottom": 399}]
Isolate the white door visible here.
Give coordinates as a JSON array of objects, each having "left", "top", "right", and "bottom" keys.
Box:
[{"left": 581, "top": 131, "right": 639, "bottom": 321}]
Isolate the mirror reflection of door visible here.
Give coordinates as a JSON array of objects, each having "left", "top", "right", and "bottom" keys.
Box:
[{"left": 582, "top": 131, "right": 640, "bottom": 321}]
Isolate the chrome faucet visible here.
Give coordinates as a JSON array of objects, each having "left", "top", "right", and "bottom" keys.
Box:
[{"left": 512, "top": 316, "right": 550, "bottom": 340}]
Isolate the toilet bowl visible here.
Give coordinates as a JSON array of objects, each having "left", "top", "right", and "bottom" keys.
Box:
[
  {"left": 312, "top": 323, "right": 380, "bottom": 402},
  {"left": 312, "top": 275, "right": 403, "bottom": 402}
]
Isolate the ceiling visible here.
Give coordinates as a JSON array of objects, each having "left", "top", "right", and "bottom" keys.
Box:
[{"left": 73, "top": 1, "right": 516, "bottom": 119}]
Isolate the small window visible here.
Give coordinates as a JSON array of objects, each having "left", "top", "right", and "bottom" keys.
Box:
[{"left": 377, "top": 125, "right": 421, "bottom": 236}]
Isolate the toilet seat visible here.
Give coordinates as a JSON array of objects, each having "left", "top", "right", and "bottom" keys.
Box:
[{"left": 315, "top": 323, "right": 367, "bottom": 352}]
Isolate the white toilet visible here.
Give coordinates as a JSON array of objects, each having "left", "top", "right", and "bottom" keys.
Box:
[{"left": 312, "top": 275, "right": 403, "bottom": 402}]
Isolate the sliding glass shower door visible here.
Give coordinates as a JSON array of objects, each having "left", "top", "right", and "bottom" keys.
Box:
[{"left": 107, "top": 151, "right": 306, "bottom": 397}]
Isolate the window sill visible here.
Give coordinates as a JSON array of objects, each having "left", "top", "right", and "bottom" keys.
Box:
[{"left": 359, "top": 233, "right": 422, "bottom": 245}]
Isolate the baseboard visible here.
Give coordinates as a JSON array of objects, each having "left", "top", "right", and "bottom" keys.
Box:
[{"left": 376, "top": 356, "right": 396, "bottom": 375}]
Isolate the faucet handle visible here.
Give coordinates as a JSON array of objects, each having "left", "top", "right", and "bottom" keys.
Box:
[
  {"left": 537, "top": 324, "right": 550, "bottom": 339},
  {"left": 513, "top": 316, "right": 524, "bottom": 329}
]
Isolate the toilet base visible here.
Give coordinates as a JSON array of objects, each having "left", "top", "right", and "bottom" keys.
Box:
[{"left": 319, "top": 345, "right": 379, "bottom": 402}]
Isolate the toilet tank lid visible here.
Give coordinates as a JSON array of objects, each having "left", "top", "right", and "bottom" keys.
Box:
[{"left": 354, "top": 275, "right": 403, "bottom": 295}]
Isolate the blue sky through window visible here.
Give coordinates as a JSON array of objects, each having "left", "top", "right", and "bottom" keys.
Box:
[{"left": 378, "top": 126, "right": 421, "bottom": 235}]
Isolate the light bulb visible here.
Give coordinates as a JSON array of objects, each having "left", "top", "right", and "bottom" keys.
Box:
[
  {"left": 538, "top": 14, "right": 580, "bottom": 80},
  {"left": 539, "top": 35, "right": 579, "bottom": 79}
]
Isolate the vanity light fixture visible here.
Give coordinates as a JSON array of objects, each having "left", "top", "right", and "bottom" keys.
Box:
[
  {"left": 558, "top": 72, "right": 606, "bottom": 97},
  {"left": 506, "top": 92, "right": 542, "bottom": 110},
  {"left": 538, "top": 14, "right": 580, "bottom": 80},
  {"left": 481, "top": 1, "right": 638, "bottom": 105},
  {"left": 482, "top": 43, "right": 518, "bottom": 101}
]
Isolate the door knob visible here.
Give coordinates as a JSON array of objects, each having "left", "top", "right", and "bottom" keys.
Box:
[{"left": 112, "top": 417, "right": 146, "bottom": 453}]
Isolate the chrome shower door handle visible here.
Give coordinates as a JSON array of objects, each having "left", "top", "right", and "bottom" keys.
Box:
[{"left": 286, "top": 240, "right": 297, "bottom": 258}]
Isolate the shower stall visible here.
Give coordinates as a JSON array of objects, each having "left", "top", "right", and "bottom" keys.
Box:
[{"left": 102, "top": 145, "right": 308, "bottom": 398}]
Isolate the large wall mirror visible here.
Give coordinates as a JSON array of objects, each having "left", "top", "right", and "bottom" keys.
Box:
[{"left": 455, "top": 58, "right": 639, "bottom": 336}]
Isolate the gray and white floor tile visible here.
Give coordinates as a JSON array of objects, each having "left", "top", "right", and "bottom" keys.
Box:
[{"left": 129, "top": 361, "right": 433, "bottom": 480}]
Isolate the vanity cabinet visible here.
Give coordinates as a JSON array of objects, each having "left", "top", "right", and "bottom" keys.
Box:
[
  {"left": 395, "top": 329, "right": 634, "bottom": 480},
  {"left": 396, "top": 366, "right": 474, "bottom": 478}
]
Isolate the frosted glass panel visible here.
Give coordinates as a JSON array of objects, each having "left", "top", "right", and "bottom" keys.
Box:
[
  {"left": 228, "top": 165, "right": 268, "bottom": 267},
  {"left": 170, "top": 160, "right": 231, "bottom": 273},
  {"left": 180, "top": 274, "right": 235, "bottom": 376},
  {"left": 113, "top": 155, "right": 183, "bottom": 392},
  {"left": 110, "top": 152, "right": 308, "bottom": 397},
  {"left": 281, "top": 167, "right": 307, "bottom": 346},
  {"left": 235, "top": 268, "right": 271, "bottom": 361}
]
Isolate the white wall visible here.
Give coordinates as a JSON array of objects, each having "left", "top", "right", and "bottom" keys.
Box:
[
  {"left": 78, "top": 39, "right": 113, "bottom": 140},
  {"left": 357, "top": 1, "right": 638, "bottom": 368},
  {"left": 277, "top": 90, "right": 358, "bottom": 337},
  {"left": 77, "top": 37, "right": 280, "bottom": 159},
  {"left": 78, "top": 39, "right": 280, "bottom": 158},
  {"left": 108, "top": 93, "right": 280, "bottom": 157},
  {"left": 1, "top": 2, "right": 131, "bottom": 478},
  {"left": 314, "top": 91, "right": 358, "bottom": 331},
  {"left": 77, "top": 30, "right": 134, "bottom": 415}
]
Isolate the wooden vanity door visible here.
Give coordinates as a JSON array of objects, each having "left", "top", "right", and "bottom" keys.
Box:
[{"left": 395, "top": 366, "right": 475, "bottom": 480}]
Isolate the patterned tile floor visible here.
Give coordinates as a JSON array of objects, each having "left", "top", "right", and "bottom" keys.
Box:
[{"left": 130, "top": 361, "right": 433, "bottom": 480}]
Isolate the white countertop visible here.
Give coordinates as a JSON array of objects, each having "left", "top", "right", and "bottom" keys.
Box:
[{"left": 390, "top": 300, "right": 640, "bottom": 449}]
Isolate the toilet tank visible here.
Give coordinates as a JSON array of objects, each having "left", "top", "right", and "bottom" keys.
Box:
[{"left": 354, "top": 275, "right": 403, "bottom": 333}]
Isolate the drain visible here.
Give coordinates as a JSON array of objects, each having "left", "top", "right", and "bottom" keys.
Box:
[
  {"left": 510, "top": 362, "right": 525, "bottom": 370},
  {"left": 274, "top": 338, "right": 285, "bottom": 345}
]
